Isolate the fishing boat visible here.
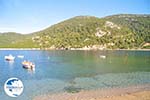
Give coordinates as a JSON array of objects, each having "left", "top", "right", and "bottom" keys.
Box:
[
  {"left": 5, "top": 54, "right": 15, "bottom": 61},
  {"left": 22, "top": 61, "right": 35, "bottom": 69}
]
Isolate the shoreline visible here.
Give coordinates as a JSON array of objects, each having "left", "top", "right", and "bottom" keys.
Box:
[
  {"left": 0, "top": 48, "right": 41, "bottom": 50},
  {"left": 0, "top": 48, "right": 150, "bottom": 51},
  {"left": 33, "top": 84, "right": 150, "bottom": 100}
]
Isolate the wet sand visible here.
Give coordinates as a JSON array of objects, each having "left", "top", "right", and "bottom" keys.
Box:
[{"left": 33, "top": 84, "right": 150, "bottom": 100}]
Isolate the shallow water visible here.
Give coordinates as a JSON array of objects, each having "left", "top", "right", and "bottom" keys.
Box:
[{"left": 0, "top": 50, "right": 150, "bottom": 100}]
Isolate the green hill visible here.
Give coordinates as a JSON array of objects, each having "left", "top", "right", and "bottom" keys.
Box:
[
  {"left": 104, "top": 14, "right": 150, "bottom": 48},
  {"left": 0, "top": 14, "right": 150, "bottom": 49},
  {"left": 0, "top": 32, "right": 38, "bottom": 48}
]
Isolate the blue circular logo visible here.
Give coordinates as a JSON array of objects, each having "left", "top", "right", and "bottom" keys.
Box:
[{"left": 4, "top": 78, "right": 24, "bottom": 97}]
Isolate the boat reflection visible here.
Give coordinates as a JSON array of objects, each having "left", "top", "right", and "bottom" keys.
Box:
[
  {"left": 27, "top": 68, "right": 35, "bottom": 74},
  {"left": 8, "top": 60, "right": 14, "bottom": 66}
]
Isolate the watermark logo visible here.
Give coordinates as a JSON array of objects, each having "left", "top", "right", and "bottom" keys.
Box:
[{"left": 4, "top": 78, "right": 24, "bottom": 97}]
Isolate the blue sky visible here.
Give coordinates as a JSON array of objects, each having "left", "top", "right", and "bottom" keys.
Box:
[{"left": 0, "top": 0, "right": 149, "bottom": 34}]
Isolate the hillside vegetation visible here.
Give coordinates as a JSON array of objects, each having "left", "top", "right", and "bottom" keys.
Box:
[
  {"left": 0, "top": 14, "right": 150, "bottom": 49},
  {"left": 0, "top": 32, "right": 38, "bottom": 48}
]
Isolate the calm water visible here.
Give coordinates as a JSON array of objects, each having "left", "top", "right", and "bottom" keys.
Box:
[{"left": 0, "top": 50, "right": 150, "bottom": 100}]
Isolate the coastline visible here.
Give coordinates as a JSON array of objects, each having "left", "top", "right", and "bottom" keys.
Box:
[
  {"left": 0, "top": 48, "right": 41, "bottom": 50},
  {"left": 0, "top": 48, "right": 150, "bottom": 51},
  {"left": 33, "top": 84, "right": 150, "bottom": 100}
]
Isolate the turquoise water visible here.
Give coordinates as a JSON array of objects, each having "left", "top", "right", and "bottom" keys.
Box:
[{"left": 0, "top": 50, "right": 150, "bottom": 100}]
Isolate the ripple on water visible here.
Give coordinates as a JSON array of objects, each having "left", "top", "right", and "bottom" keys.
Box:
[
  {"left": 1, "top": 72, "right": 150, "bottom": 100},
  {"left": 72, "top": 72, "right": 150, "bottom": 90}
]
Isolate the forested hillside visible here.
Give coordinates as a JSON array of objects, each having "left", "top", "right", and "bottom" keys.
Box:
[{"left": 0, "top": 14, "right": 150, "bottom": 49}]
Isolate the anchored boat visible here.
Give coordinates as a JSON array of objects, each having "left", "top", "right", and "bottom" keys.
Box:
[
  {"left": 17, "top": 55, "right": 24, "bottom": 58},
  {"left": 99, "top": 55, "right": 106, "bottom": 59},
  {"left": 5, "top": 54, "right": 15, "bottom": 61},
  {"left": 22, "top": 61, "right": 35, "bottom": 69}
]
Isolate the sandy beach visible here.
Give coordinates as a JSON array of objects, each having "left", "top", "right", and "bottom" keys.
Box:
[{"left": 33, "top": 84, "right": 150, "bottom": 100}]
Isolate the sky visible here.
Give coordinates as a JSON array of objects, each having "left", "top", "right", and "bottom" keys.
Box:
[{"left": 0, "top": 0, "right": 150, "bottom": 34}]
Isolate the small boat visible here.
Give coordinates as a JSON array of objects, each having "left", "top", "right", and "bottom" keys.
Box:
[
  {"left": 5, "top": 54, "right": 15, "bottom": 61},
  {"left": 22, "top": 61, "right": 35, "bottom": 69},
  {"left": 17, "top": 55, "right": 24, "bottom": 58},
  {"left": 99, "top": 55, "right": 106, "bottom": 59}
]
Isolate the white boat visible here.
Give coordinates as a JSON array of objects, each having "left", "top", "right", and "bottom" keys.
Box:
[
  {"left": 99, "top": 55, "right": 106, "bottom": 59},
  {"left": 17, "top": 55, "right": 24, "bottom": 58},
  {"left": 5, "top": 54, "right": 15, "bottom": 61},
  {"left": 22, "top": 61, "right": 35, "bottom": 69}
]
